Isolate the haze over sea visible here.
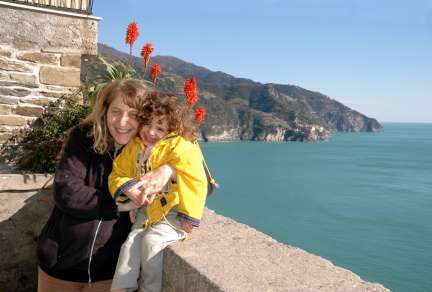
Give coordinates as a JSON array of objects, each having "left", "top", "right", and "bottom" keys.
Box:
[{"left": 202, "top": 123, "right": 432, "bottom": 292}]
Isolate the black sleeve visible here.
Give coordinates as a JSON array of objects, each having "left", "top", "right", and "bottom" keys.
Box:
[{"left": 53, "top": 126, "right": 117, "bottom": 219}]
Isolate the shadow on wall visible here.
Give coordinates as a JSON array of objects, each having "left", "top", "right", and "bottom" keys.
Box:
[{"left": 0, "top": 187, "right": 54, "bottom": 292}]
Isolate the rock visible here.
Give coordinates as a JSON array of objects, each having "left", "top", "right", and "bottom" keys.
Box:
[
  {"left": 0, "top": 115, "right": 27, "bottom": 126},
  {"left": 0, "top": 96, "right": 20, "bottom": 105},
  {"left": 8, "top": 73, "right": 38, "bottom": 87},
  {"left": 0, "top": 87, "right": 31, "bottom": 97},
  {"left": 0, "top": 104, "right": 12, "bottom": 115},
  {"left": 0, "top": 71, "right": 9, "bottom": 80},
  {"left": 17, "top": 52, "right": 59, "bottom": 65},
  {"left": 39, "top": 66, "right": 80, "bottom": 87},
  {"left": 0, "top": 80, "right": 38, "bottom": 89},
  {"left": 0, "top": 48, "right": 12, "bottom": 58},
  {"left": 0, "top": 57, "right": 32, "bottom": 73},
  {"left": 15, "top": 104, "right": 44, "bottom": 117},
  {"left": 20, "top": 96, "right": 56, "bottom": 106},
  {"left": 61, "top": 54, "right": 81, "bottom": 68},
  {"left": 37, "top": 90, "right": 70, "bottom": 99}
]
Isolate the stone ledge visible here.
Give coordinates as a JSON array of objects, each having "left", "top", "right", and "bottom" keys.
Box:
[
  {"left": 0, "top": 175, "right": 389, "bottom": 292},
  {"left": 0, "top": 174, "right": 53, "bottom": 189},
  {"left": 163, "top": 209, "right": 389, "bottom": 292}
]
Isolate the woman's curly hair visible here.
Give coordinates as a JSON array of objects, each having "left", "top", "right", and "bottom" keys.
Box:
[{"left": 138, "top": 91, "right": 198, "bottom": 141}]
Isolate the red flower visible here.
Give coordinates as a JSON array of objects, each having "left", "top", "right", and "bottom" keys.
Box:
[
  {"left": 141, "top": 43, "right": 154, "bottom": 69},
  {"left": 125, "top": 21, "right": 139, "bottom": 45},
  {"left": 195, "top": 106, "right": 206, "bottom": 124},
  {"left": 125, "top": 21, "right": 139, "bottom": 67},
  {"left": 126, "top": 21, "right": 138, "bottom": 66},
  {"left": 184, "top": 77, "right": 198, "bottom": 106},
  {"left": 151, "top": 64, "right": 161, "bottom": 84}
]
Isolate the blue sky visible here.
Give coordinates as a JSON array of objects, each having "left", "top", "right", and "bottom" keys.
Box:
[{"left": 94, "top": 0, "right": 431, "bottom": 123}]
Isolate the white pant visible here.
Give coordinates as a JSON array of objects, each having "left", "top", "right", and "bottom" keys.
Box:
[{"left": 111, "top": 208, "right": 186, "bottom": 292}]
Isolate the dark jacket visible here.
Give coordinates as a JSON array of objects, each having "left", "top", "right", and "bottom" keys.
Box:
[{"left": 37, "top": 124, "right": 132, "bottom": 283}]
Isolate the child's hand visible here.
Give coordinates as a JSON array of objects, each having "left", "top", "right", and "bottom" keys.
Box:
[
  {"left": 124, "top": 180, "right": 149, "bottom": 206},
  {"left": 180, "top": 220, "right": 194, "bottom": 233},
  {"left": 141, "top": 193, "right": 157, "bottom": 206},
  {"left": 139, "top": 165, "right": 173, "bottom": 196}
]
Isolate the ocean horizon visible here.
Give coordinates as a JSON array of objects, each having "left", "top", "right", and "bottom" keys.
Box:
[{"left": 202, "top": 122, "right": 432, "bottom": 292}]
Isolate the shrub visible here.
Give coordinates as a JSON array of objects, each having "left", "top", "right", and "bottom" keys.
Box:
[{"left": 0, "top": 92, "right": 90, "bottom": 173}]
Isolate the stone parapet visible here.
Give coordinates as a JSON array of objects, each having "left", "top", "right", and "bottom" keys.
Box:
[
  {"left": 0, "top": 174, "right": 389, "bottom": 292},
  {"left": 164, "top": 209, "right": 389, "bottom": 292}
]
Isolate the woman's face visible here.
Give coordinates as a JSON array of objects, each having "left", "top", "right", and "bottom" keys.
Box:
[{"left": 107, "top": 95, "right": 139, "bottom": 145}]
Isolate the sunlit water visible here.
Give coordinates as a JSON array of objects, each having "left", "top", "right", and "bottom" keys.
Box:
[{"left": 202, "top": 123, "right": 432, "bottom": 292}]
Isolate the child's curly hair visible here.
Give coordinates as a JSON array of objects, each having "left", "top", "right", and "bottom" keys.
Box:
[{"left": 138, "top": 91, "right": 198, "bottom": 141}]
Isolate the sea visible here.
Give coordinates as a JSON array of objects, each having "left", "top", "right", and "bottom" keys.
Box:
[{"left": 201, "top": 123, "right": 432, "bottom": 292}]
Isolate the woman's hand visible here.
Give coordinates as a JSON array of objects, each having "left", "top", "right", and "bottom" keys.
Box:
[{"left": 139, "top": 165, "right": 174, "bottom": 196}]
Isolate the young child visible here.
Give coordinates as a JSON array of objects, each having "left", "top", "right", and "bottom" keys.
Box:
[{"left": 108, "top": 91, "right": 210, "bottom": 292}]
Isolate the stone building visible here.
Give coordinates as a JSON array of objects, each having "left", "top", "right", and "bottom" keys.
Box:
[{"left": 0, "top": 0, "right": 99, "bottom": 144}]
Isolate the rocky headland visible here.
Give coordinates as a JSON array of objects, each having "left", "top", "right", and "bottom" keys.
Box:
[{"left": 82, "top": 44, "right": 383, "bottom": 142}]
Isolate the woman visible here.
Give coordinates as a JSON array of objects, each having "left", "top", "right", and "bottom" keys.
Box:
[{"left": 37, "top": 79, "right": 173, "bottom": 292}]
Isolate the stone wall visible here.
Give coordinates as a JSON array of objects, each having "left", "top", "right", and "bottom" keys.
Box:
[
  {"left": 0, "top": 174, "right": 389, "bottom": 292},
  {"left": 0, "top": 2, "right": 99, "bottom": 143}
]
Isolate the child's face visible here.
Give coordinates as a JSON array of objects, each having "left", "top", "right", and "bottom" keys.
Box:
[{"left": 139, "top": 116, "right": 169, "bottom": 146}]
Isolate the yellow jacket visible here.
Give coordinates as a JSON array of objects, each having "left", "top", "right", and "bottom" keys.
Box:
[{"left": 108, "top": 133, "right": 208, "bottom": 227}]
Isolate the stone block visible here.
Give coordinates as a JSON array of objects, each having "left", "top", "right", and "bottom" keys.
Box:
[
  {"left": 0, "top": 57, "right": 32, "bottom": 73},
  {"left": 0, "top": 80, "right": 38, "bottom": 89},
  {"left": 8, "top": 73, "right": 38, "bottom": 87},
  {"left": 39, "top": 66, "right": 80, "bottom": 87},
  {"left": 0, "top": 48, "right": 12, "bottom": 58},
  {"left": 15, "top": 105, "right": 44, "bottom": 117},
  {"left": 0, "top": 88, "right": 31, "bottom": 97},
  {"left": 38, "top": 90, "right": 69, "bottom": 99},
  {"left": 20, "top": 97, "right": 55, "bottom": 106},
  {"left": 17, "top": 52, "right": 59, "bottom": 65},
  {"left": 0, "top": 115, "right": 27, "bottom": 126},
  {"left": 0, "top": 104, "right": 12, "bottom": 115},
  {"left": 0, "top": 96, "right": 20, "bottom": 105},
  {"left": 61, "top": 54, "right": 81, "bottom": 68},
  {"left": 0, "top": 72, "right": 9, "bottom": 80}
]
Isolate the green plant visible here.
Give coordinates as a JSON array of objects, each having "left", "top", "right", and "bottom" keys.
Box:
[
  {"left": 0, "top": 92, "right": 90, "bottom": 173},
  {"left": 83, "top": 64, "right": 132, "bottom": 106},
  {"left": 107, "top": 64, "right": 131, "bottom": 80}
]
